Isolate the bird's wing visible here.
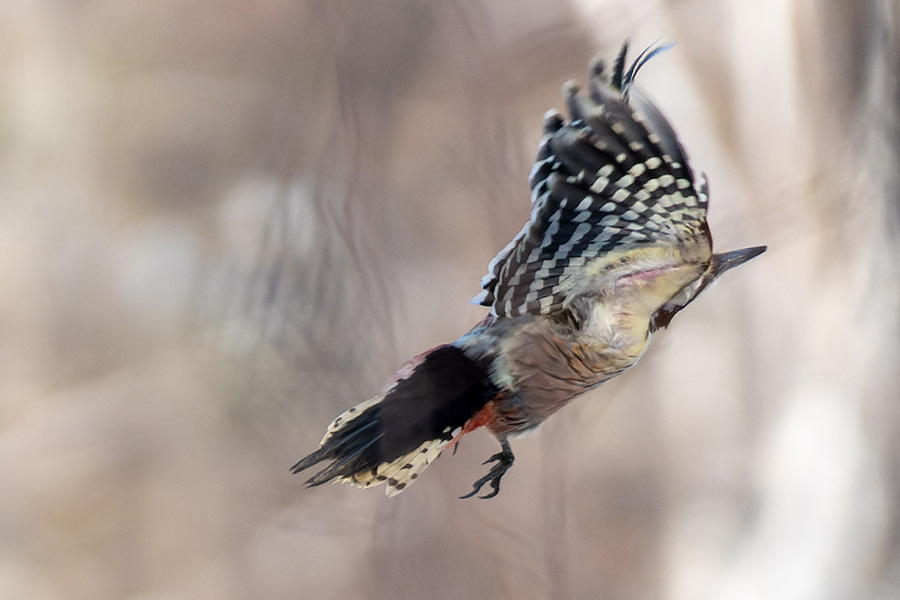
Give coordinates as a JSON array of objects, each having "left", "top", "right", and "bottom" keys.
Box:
[{"left": 474, "top": 43, "right": 713, "bottom": 318}]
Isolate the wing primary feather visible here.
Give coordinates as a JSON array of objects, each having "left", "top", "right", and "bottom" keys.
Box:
[
  {"left": 564, "top": 82, "right": 587, "bottom": 124},
  {"left": 612, "top": 42, "right": 629, "bottom": 90},
  {"left": 628, "top": 88, "right": 691, "bottom": 177},
  {"left": 551, "top": 128, "right": 629, "bottom": 181},
  {"left": 622, "top": 42, "right": 675, "bottom": 96}
]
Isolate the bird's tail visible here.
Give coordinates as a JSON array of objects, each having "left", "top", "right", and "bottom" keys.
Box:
[{"left": 291, "top": 344, "right": 499, "bottom": 496}]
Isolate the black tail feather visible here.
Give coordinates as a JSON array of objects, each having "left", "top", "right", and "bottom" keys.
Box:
[{"left": 291, "top": 344, "right": 499, "bottom": 493}]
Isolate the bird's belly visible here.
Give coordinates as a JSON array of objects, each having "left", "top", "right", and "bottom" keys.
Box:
[{"left": 487, "top": 315, "right": 648, "bottom": 435}]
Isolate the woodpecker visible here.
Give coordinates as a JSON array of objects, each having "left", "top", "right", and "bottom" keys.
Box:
[{"left": 291, "top": 43, "right": 766, "bottom": 498}]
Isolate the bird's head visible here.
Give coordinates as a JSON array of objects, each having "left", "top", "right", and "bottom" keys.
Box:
[{"left": 650, "top": 245, "right": 767, "bottom": 331}]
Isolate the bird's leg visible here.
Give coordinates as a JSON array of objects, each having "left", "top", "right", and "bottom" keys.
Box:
[{"left": 459, "top": 438, "right": 514, "bottom": 499}]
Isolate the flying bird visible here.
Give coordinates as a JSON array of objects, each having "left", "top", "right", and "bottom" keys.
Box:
[{"left": 291, "top": 43, "right": 766, "bottom": 498}]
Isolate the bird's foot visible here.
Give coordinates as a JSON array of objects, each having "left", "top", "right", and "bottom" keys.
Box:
[{"left": 459, "top": 439, "right": 514, "bottom": 499}]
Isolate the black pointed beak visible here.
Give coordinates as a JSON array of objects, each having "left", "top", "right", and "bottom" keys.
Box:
[{"left": 713, "top": 246, "right": 767, "bottom": 275}]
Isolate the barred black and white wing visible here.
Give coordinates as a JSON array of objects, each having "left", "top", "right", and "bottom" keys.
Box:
[{"left": 474, "top": 43, "right": 713, "bottom": 318}]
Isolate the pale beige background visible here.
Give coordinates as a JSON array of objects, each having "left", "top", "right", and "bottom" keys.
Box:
[{"left": 1, "top": 1, "right": 898, "bottom": 599}]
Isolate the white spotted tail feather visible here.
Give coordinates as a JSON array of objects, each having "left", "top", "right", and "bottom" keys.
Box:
[
  {"left": 473, "top": 42, "right": 713, "bottom": 319},
  {"left": 341, "top": 437, "right": 452, "bottom": 497}
]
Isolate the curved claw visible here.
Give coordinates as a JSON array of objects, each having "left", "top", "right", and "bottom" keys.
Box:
[{"left": 459, "top": 439, "right": 514, "bottom": 500}]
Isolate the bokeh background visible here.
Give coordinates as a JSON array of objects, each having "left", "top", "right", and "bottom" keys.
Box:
[{"left": 2, "top": 1, "right": 899, "bottom": 599}]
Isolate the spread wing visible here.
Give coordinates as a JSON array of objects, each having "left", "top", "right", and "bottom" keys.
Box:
[{"left": 474, "top": 43, "right": 713, "bottom": 318}]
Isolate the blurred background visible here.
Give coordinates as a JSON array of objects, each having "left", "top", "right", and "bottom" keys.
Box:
[{"left": 1, "top": 0, "right": 899, "bottom": 599}]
